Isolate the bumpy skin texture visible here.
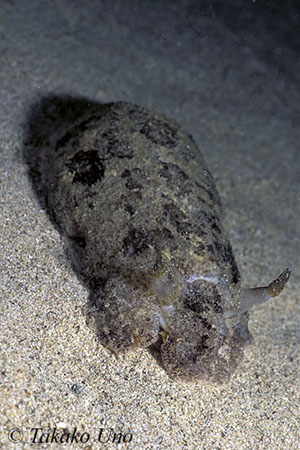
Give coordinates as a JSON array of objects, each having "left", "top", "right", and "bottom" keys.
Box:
[{"left": 37, "top": 101, "right": 250, "bottom": 382}]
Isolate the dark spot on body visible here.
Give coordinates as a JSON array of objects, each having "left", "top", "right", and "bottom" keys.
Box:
[
  {"left": 162, "top": 202, "right": 207, "bottom": 238},
  {"left": 140, "top": 118, "right": 178, "bottom": 148},
  {"left": 124, "top": 203, "right": 135, "bottom": 215},
  {"left": 213, "top": 301, "right": 223, "bottom": 314},
  {"left": 209, "top": 288, "right": 223, "bottom": 313},
  {"left": 195, "top": 182, "right": 222, "bottom": 207},
  {"left": 162, "top": 203, "right": 189, "bottom": 236},
  {"left": 121, "top": 169, "right": 130, "bottom": 178},
  {"left": 148, "top": 227, "right": 175, "bottom": 251},
  {"left": 200, "top": 317, "right": 212, "bottom": 330},
  {"left": 198, "top": 335, "right": 209, "bottom": 352},
  {"left": 122, "top": 227, "right": 149, "bottom": 256},
  {"left": 207, "top": 244, "right": 217, "bottom": 263},
  {"left": 122, "top": 225, "right": 175, "bottom": 258},
  {"left": 119, "top": 105, "right": 150, "bottom": 127},
  {"left": 184, "top": 294, "right": 206, "bottom": 314},
  {"left": 158, "top": 162, "right": 193, "bottom": 196},
  {"left": 175, "top": 222, "right": 193, "bottom": 236},
  {"left": 184, "top": 282, "right": 223, "bottom": 316},
  {"left": 94, "top": 130, "right": 133, "bottom": 159},
  {"left": 120, "top": 195, "right": 136, "bottom": 216},
  {"left": 196, "top": 211, "right": 223, "bottom": 241},
  {"left": 120, "top": 169, "right": 143, "bottom": 196},
  {"left": 197, "top": 210, "right": 220, "bottom": 226},
  {"left": 163, "top": 202, "right": 187, "bottom": 223},
  {"left": 211, "top": 222, "right": 222, "bottom": 235},
  {"left": 67, "top": 149, "right": 105, "bottom": 186},
  {"left": 158, "top": 162, "right": 189, "bottom": 182},
  {"left": 125, "top": 178, "right": 142, "bottom": 192},
  {"left": 132, "top": 167, "right": 142, "bottom": 174},
  {"left": 195, "top": 243, "right": 205, "bottom": 255}
]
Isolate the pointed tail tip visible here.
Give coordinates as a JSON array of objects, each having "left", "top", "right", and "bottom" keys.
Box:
[{"left": 267, "top": 267, "right": 291, "bottom": 298}]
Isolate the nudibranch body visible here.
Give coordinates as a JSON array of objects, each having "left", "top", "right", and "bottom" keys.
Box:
[{"left": 37, "top": 101, "right": 290, "bottom": 382}]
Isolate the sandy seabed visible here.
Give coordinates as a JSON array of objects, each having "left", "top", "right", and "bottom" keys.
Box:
[{"left": 0, "top": 1, "right": 299, "bottom": 449}]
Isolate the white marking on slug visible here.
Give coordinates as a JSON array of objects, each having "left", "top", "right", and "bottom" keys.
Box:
[
  {"left": 218, "top": 344, "right": 230, "bottom": 357},
  {"left": 159, "top": 305, "right": 174, "bottom": 332},
  {"left": 186, "top": 274, "right": 221, "bottom": 285}
]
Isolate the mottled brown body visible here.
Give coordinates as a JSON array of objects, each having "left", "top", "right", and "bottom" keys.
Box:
[{"left": 36, "top": 102, "right": 256, "bottom": 382}]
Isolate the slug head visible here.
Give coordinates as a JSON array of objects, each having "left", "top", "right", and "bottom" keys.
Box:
[
  {"left": 89, "top": 269, "right": 290, "bottom": 383},
  {"left": 153, "top": 268, "right": 291, "bottom": 383},
  {"left": 152, "top": 275, "right": 246, "bottom": 383}
]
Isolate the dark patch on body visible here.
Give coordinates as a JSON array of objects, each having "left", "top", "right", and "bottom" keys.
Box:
[
  {"left": 123, "top": 225, "right": 176, "bottom": 258},
  {"left": 195, "top": 243, "right": 206, "bottom": 255},
  {"left": 162, "top": 202, "right": 207, "bottom": 239},
  {"left": 158, "top": 162, "right": 194, "bottom": 197},
  {"left": 158, "top": 162, "right": 189, "bottom": 182},
  {"left": 121, "top": 168, "right": 143, "bottom": 194},
  {"left": 66, "top": 149, "right": 105, "bottom": 186},
  {"left": 195, "top": 181, "right": 222, "bottom": 207},
  {"left": 163, "top": 202, "right": 187, "bottom": 224},
  {"left": 122, "top": 227, "right": 150, "bottom": 256},
  {"left": 140, "top": 118, "right": 178, "bottom": 148},
  {"left": 94, "top": 129, "right": 133, "bottom": 160},
  {"left": 196, "top": 335, "right": 210, "bottom": 354},
  {"left": 184, "top": 282, "right": 223, "bottom": 315},
  {"left": 120, "top": 194, "right": 136, "bottom": 216},
  {"left": 197, "top": 209, "right": 220, "bottom": 227},
  {"left": 88, "top": 201, "right": 95, "bottom": 210}
]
